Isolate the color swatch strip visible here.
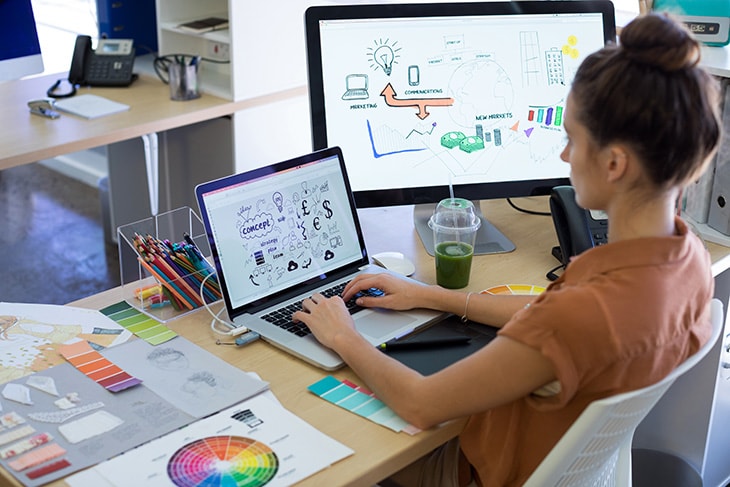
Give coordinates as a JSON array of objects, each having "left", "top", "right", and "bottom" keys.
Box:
[
  {"left": 101, "top": 300, "right": 177, "bottom": 345},
  {"left": 7, "top": 443, "right": 66, "bottom": 472},
  {"left": 26, "top": 458, "right": 71, "bottom": 480},
  {"left": 308, "top": 376, "right": 417, "bottom": 433},
  {"left": 59, "top": 341, "right": 142, "bottom": 392}
]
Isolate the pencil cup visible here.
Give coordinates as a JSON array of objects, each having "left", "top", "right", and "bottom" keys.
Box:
[
  {"left": 428, "top": 198, "right": 481, "bottom": 289},
  {"left": 117, "top": 207, "right": 221, "bottom": 322},
  {"left": 168, "top": 59, "right": 201, "bottom": 101}
]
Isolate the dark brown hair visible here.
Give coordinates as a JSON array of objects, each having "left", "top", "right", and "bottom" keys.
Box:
[{"left": 570, "top": 13, "right": 722, "bottom": 188}]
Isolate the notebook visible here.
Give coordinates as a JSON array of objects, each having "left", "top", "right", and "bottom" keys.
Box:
[{"left": 195, "top": 147, "right": 444, "bottom": 370}]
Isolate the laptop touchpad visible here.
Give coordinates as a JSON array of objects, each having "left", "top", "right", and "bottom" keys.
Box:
[{"left": 354, "top": 310, "right": 417, "bottom": 341}]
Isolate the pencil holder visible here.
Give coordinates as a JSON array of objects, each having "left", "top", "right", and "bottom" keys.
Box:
[{"left": 117, "top": 207, "right": 222, "bottom": 322}]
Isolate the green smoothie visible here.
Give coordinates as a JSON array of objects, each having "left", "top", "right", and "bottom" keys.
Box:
[{"left": 435, "top": 241, "right": 474, "bottom": 289}]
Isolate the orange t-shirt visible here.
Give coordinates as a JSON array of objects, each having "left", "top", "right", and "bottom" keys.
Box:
[{"left": 460, "top": 218, "right": 713, "bottom": 486}]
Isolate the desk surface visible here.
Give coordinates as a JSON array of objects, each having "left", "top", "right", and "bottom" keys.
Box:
[
  {"left": 0, "top": 73, "right": 239, "bottom": 171},
  {"left": 4, "top": 198, "right": 730, "bottom": 486}
]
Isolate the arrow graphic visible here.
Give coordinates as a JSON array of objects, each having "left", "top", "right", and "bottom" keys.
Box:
[{"left": 380, "top": 83, "right": 454, "bottom": 120}]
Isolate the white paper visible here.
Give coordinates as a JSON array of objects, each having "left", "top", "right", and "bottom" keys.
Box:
[
  {"left": 54, "top": 94, "right": 130, "bottom": 119},
  {"left": 1, "top": 384, "right": 32, "bottom": 405},
  {"left": 58, "top": 410, "right": 124, "bottom": 444},
  {"left": 25, "top": 375, "right": 59, "bottom": 396},
  {"left": 66, "top": 468, "right": 116, "bottom": 487},
  {"left": 83, "top": 394, "right": 353, "bottom": 487}
]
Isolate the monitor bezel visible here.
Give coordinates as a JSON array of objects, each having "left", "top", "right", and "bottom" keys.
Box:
[
  {"left": 305, "top": 0, "right": 617, "bottom": 208},
  {"left": 0, "top": 0, "right": 44, "bottom": 82}
]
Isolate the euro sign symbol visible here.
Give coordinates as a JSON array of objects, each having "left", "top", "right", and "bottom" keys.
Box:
[{"left": 323, "top": 200, "right": 333, "bottom": 219}]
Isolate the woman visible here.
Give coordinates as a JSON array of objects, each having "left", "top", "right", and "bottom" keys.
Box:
[{"left": 293, "top": 12, "right": 722, "bottom": 487}]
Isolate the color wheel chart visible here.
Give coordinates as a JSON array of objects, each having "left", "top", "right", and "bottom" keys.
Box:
[
  {"left": 482, "top": 284, "right": 545, "bottom": 296},
  {"left": 167, "top": 436, "right": 278, "bottom": 487}
]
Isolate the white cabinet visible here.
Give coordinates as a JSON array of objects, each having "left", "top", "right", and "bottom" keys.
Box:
[{"left": 154, "top": 0, "right": 314, "bottom": 172}]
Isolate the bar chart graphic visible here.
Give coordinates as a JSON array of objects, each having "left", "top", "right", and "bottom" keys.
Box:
[{"left": 527, "top": 104, "right": 563, "bottom": 128}]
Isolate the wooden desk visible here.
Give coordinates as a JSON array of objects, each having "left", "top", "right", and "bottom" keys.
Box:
[
  {"left": 0, "top": 72, "right": 244, "bottom": 216},
  {"left": 4, "top": 198, "right": 730, "bottom": 486},
  {"left": 0, "top": 73, "right": 237, "bottom": 171}
]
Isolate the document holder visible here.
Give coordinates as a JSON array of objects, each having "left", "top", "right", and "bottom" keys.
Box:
[{"left": 117, "top": 207, "right": 221, "bottom": 322}]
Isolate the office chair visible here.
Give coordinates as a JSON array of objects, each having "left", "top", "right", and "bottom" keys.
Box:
[{"left": 523, "top": 298, "right": 724, "bottom": 487}]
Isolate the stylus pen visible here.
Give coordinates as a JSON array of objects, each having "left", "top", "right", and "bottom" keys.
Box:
[{"left": 378, "top": 335, "right": 471, "bottom": 351}]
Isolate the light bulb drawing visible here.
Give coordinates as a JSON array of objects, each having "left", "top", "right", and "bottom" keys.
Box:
[
  {"left": 368, "top": 39, "right": 401, "bottom": 76},
  {"left": 272, "top": 191, "right": 284, "bottom": 212},
  {"left": 374, "top": 46, "right": 394, "bottom": 75}
]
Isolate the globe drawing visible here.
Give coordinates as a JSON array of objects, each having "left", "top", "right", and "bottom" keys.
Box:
[{"left": 448, "top": 59, "right": 514, "bottom": 129}]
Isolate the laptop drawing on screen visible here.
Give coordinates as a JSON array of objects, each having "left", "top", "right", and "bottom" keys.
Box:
[
  {"left": 195, "top": 147, "right": 444, "bottom": 370},
  {"left": 341, "top": 74, "right": 369, "bottom": 100}
]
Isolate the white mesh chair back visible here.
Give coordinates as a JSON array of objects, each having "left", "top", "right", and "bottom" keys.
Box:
[{"left": 523, "top": 298, "right": 724, "bottom": 487}]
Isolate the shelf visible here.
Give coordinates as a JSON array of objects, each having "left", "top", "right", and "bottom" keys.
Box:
[
  {"left": 702, "top": 44, "right": 730, "bottom": 78},
  {"left": 156, "top": 0, "right": 234, "bottom": 99},
  {"left": 159, "top": 21, "right": 230, "bottom": 45}
]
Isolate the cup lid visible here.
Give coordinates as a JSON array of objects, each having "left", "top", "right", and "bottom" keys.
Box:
[{"left": 428, "top": 198, "right": 481, "bottom": 231}]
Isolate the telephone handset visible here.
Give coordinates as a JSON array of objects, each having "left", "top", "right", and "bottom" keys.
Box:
[
  {"left": 549, "top": 185, "right": 608, "bottom": 267},
  {"left": 68, "top": 35, "right": 136, "bottom": 87}
]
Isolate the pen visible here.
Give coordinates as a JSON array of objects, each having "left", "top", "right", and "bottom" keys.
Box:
[{"left": 378, "top": 335, "right": 471, "bottom": 351}]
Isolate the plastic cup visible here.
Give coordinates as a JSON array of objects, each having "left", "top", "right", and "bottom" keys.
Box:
[{"left": 428, "top": 198, "right": 481, "bottom": 289}]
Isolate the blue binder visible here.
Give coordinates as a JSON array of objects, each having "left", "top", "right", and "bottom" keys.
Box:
[{"left": 96, "top": 0, "right": 158, "bottom": 55}]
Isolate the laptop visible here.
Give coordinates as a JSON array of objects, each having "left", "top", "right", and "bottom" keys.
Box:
[{"left": 195, "top": 147, "right": 444, "bottom": 370}]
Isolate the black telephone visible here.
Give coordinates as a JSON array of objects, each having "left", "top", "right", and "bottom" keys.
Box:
[
  {"left": 68, "top": 35, "right": 136, "bottom": 87},
  {"left": 549, "top": 185, "right": 608, "bottom": 267}
]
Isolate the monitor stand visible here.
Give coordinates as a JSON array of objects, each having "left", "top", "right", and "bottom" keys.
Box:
[{"left": 414, "top": 201, "right": 516, "bottom": 256}]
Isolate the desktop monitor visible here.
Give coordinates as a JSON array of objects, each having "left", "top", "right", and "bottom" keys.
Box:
[
  {"left": 305, "top": 1, "right": 616, "bottom": 254},
  {"left": 0, "top": 0, "right": 44, "bottom": 82}
]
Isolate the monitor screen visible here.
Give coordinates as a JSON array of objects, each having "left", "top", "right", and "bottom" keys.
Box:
[
  {"left": 305, "top": 1, "right": 616, "bottom": 254},
  {"left": 0, "top": 0, "right": 44, "bottom": 82}
]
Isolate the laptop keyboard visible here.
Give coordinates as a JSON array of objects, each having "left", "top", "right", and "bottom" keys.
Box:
[{"left": 261, "top": 282, "right": 384, "bottom": 337}]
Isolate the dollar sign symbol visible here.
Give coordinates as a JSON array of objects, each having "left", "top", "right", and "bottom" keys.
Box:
[{"left": 323, "top": 200, "right": 333, "bottom": 219}]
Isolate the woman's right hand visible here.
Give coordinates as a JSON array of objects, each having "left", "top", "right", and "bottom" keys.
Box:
[{"left": 343, "top": 272, "right": 431, "bottom": 311}]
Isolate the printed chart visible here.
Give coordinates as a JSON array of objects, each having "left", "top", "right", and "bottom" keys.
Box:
[
  {"left": 167, "top": 436, "right": 278, "bottom": 487},
  {"left": 74, "top": 394, "right": 354, "bottom": 487}
]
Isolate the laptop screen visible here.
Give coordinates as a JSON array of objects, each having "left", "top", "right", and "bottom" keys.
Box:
[{"left": 197, "top": 150, "right": 367, "bottom": 311}]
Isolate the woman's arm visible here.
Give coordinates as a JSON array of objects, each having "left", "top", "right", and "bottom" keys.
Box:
[
  {"left": 343, "top": 272, "right": 534, "bottom": 328},
  {"left": 293, "top": 292, "right": 555, "bottom": 429}
]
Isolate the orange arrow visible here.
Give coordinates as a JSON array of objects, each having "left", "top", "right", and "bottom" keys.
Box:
[{"left": 380, "top": 83, "right": 454, "bottom": 120}]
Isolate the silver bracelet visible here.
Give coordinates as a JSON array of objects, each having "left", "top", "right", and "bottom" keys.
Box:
[{"left": 461, "top": 292, "right": 474, "bottom": 323}]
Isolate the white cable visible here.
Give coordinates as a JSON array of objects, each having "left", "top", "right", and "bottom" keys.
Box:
[{"left": 199, "top": 270, "right": 249, "bottom": 337}]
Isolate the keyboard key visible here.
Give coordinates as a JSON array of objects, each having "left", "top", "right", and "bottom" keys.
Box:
[{"left": 261, "top": 281, "right": 383, "bottom": 337}]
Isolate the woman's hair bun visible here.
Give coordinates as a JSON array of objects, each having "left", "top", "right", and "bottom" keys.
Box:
[{"left": 620, "top": 13, "right": 701, "bottom": 72}]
